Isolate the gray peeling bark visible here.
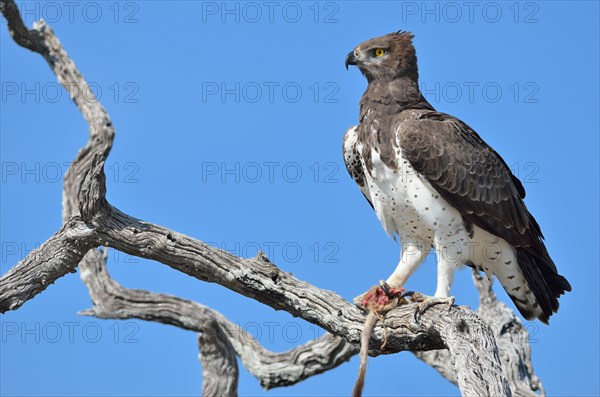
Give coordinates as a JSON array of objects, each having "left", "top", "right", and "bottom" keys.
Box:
[{"left": 0, "top": 1, "right": 543, "bottom": 395}]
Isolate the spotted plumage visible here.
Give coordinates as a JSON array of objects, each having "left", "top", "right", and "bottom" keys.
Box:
[{"left": 344, "top": 31, "right": 571, "bottom": 323}]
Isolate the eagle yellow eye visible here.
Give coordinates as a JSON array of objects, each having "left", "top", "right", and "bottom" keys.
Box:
[{"left": 375, "top": 48, "right": 385, "bottom": 57}]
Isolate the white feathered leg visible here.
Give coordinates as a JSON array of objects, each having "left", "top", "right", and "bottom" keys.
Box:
[
  {"left": 386, "top": 240, "right": 430, "bottom": 288},
  {"left": 412, "top": 257, "right": 456, "bottom": 322},
  {"left": 353, "top": 240, "right": 429, "bottom": 308}
]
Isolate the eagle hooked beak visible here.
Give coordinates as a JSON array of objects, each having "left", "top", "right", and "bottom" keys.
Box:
[{"left": 345, "top": 51, "right": 358, "bottom": 70}]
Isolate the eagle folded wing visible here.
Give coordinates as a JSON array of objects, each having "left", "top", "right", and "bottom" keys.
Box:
[
  {"left": 397, "top": 114, "right": 533, "bottom": 247},
  {"left": 397, "top": 113, "right": 571, "bottom": 321}
]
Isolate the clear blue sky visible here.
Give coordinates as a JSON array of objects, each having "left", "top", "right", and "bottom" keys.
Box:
[{"left": 1, "top": 1, "right": 598, "bottom": 396}]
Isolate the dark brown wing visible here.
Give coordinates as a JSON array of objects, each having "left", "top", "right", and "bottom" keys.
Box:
[
  {"left": 398, "top": 112, "right": 531, "bottom": 245},
  {"left": 397, "top": 111, "right": 571, "bottom": 322}
]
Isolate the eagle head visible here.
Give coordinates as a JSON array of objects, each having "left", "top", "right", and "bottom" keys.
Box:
[{"left": 345, "top": 31, "right": 418, "bottom": 83}]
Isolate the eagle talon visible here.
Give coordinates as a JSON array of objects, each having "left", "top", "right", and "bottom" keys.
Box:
[
  {"left": 412, "top": 294, "right": 456, "bottom": 324},
  {"left": 378, "top": 280, "right": 394, "bottom": 300}
]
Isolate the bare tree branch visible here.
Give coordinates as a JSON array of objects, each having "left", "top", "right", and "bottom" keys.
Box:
[
  {"left": 1, "top": 1, "right": 543, "bottom": 395},
  {"left": 0, "top": 217, "right": 95, "bottom": 311},
  {"left": 472, "top": 272, "right": 545, "bottom": 397},
  {"left": 414, "top": 271, "right": 545, "bottom": 397},
  {"left": 79, "top": 243, "right": 541, "bottom": 395},
  {"left": 79, "top": 248, "right": 357, "bottom": 390},
  {"left": 0, "top": 0, "right": 114, "bottom": 311},
  {"left": 198, "top": 323, "right": 239, "bottom": 397},
  {"left": 1, "top": 0, "right": 44, "bottom": 52}
]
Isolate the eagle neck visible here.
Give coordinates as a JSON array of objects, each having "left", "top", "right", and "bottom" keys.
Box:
[{"left": 361, "top": 77, "right": 434, "bottom": 116}]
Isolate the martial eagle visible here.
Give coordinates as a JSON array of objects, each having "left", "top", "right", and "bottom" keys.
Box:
[{"left": 343, "top": 31, "right": 570, "bottom": 323}]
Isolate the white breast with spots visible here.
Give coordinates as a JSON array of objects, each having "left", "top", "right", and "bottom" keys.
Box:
[
  {"left": 359, "top": 143, "right": 466, "bottom": 245},
  {"left": 357, "top": 142, "right": 540, "bottom": 318}
]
